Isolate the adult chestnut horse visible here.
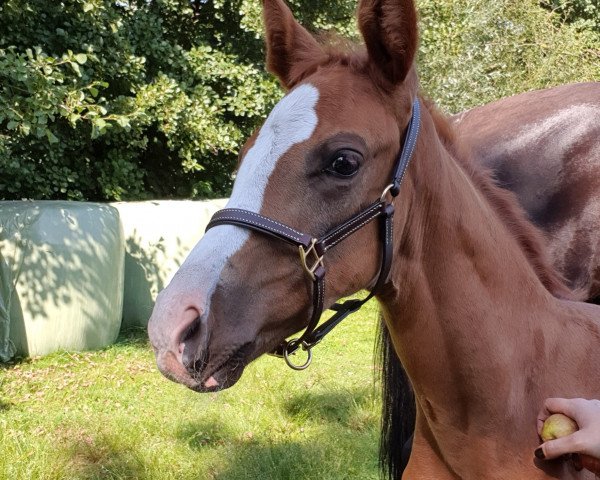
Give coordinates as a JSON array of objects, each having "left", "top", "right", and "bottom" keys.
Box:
[
  {"left": 454, "top": 82, "right": 600, "bottom": 302},
  {"left": 374, "top": 84, "right": 600, "bottom": 478},
  {"left": 148, "top": 0, "right": 600, "bottom": 479}
]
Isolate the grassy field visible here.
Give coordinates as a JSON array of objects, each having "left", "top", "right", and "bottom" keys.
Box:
[{"left": 0, "top": 300, "right": 382, "bottom": 480}]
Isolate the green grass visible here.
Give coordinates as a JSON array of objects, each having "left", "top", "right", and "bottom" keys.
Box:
[{"left": 0, "top": 300, "right": 382, "bottom": 479}]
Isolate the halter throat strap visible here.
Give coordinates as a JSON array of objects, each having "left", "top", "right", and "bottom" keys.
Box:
[{"left": 206, "top": 98, "right": 421, "bottom": 369}]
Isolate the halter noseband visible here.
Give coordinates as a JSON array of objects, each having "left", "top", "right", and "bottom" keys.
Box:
[{"left": 206, "top": 99, "right": 421, "bottom": 370}]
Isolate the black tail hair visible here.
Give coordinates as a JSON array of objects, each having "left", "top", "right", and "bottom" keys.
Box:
[{"left": 376, "top": 317, "right": 416, "bottom": 480}]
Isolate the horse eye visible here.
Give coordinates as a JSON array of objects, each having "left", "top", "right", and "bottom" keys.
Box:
[{"left": 325, "top": 150, "right": 361, "bottom": 178}]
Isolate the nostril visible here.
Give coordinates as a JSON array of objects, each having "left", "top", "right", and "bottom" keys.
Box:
[
  {"left": 177, "top": 310, "right": 207, "bottom": 371},
  {"left": 180, "top": 314, "right": 201, "bottom": 345},
  {"left": 175, "top": 307, "right": 201, "bottom": 350}
]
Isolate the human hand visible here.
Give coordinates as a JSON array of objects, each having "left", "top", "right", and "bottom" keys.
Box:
[{"left": 536, "top": 397, "right": 600, "bottom": 475}]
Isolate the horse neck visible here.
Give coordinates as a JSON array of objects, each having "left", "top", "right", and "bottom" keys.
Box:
[{"left": 381, "top": 108, "right": 559, "bottom": 443}]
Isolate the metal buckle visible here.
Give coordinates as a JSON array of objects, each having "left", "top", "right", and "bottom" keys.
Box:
[
  {"left": 298, "top": 238, "right": 324, "bottom": 281},
  {"left": 283, "top": 339, "right": 313, "bottom": 370}
]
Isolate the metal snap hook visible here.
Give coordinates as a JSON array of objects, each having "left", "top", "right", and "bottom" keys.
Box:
[
  {"left": 380, "top": 183, "right": 396, "bottom": 203},
  {"left": 283, "top": 339, "right": 313, "bottom": 370}
]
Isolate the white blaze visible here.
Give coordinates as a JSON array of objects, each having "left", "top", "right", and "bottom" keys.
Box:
[{"left": 177, "top": 83, "right": 320, "bottom": 310}]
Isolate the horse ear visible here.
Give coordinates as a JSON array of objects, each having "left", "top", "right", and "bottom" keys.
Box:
[
  {"left": 357, "top": 0, "right": 418, "bottom": 87},
  {"left": 262, "top": 0, "right": 325, "bottom": 89}
]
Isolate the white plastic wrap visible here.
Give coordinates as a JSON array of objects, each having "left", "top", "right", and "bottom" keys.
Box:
[
  {"left": 0, "top": 201, "right": 124, "bottom": 359},
  {"left": 111, "top": 200, "right": 227, "bottom": 328}
]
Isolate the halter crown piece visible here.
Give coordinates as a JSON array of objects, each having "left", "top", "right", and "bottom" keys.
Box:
[{"left": 206, "top": 99, "right": 421, "bottom": 370}]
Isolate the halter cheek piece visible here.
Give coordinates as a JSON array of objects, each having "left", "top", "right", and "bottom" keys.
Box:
[{"left": 206, "top": 99, "right": 421, "bottom": 370}]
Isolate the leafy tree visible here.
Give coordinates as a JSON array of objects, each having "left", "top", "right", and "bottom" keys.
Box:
[
  {"left": 417, "top": 0, "right": 600, "bottom": 112},
  {"left": 0, "top": 0, "right": 282, "bottom": 200},
  {"left": 542, "top": 0, "right": 600, "bottom": 31},
  {"left": 0, "top": 0, "right": 597, "bottom": 201}
]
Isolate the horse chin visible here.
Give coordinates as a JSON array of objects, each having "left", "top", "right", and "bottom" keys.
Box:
[
  {"left": 188, "top": 342, "right": 254, "bottom": 393},
  {"left": 191, "top": 362, "right": 246, "bottom": 392},
  {"left": 186, "top": 325, "right": 304, "bottom": 393}
]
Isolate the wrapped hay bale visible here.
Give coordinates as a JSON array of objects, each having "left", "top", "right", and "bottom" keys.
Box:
[
  {"left": 0, "top": 201, "right": 124, "bottom": 359},
  {"left": 112, "top": 200, "right": 227, "bottom": 328}
]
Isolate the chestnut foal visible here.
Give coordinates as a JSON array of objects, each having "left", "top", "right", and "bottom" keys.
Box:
[{"left": 148, "top": 0, "right": 600, "bottom": 478}]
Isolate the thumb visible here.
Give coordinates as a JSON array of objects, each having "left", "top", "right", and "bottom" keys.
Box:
[{"left": 538, "top": 433, "right": 583, "bottom": 460}]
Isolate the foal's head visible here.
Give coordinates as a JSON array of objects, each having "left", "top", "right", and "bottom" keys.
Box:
[{"left": 148, "top": 0, "right": 421, "bottom": 390}]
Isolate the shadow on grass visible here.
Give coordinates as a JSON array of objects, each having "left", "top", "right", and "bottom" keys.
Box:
[
  {"left": 0, "top": 355, "right": 32, "bottom": 368},
  {"left": 283, "top": 386, "right": 376, "bottom": 426},
  {"left": 113, "top": 326, "right": 150, "bottom": 348},
  {"left": 214, "top": 441, "right": 338, "bottom": 480},
  {"left": 175, "top": 388, "right": 379, "bottom": 479},
  {"left": 177, "top": 418, "right": 238, "bottom": 449},
  {"left": 0, "top": 327, "right": 150, "bottom": 369},
  {"left": 177, "top": 419, "right": 377, "bottom": 480},
  {"left": 0, "top": 398, "right": 13, "bottom": 411}
]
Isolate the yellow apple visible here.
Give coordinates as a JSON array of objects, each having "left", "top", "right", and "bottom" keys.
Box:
[{"left": 541, "top": 413, "right": 578, "bottom": 442}]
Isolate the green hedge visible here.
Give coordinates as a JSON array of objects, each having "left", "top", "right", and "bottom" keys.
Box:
[
  {"left": 0, "top": 0, "right": 598, "bottom": 201},
  {"left": 418, "top": 0, "right": 600, "bottom": 112}
]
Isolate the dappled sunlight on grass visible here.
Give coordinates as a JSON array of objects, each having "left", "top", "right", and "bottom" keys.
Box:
[{"left": 0, "top": 303, "right": 382, "bottom": 479}]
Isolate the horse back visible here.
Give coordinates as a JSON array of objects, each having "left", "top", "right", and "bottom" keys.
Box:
[{"left": 453, "top": 82, "right": 600, "bottom": 300}]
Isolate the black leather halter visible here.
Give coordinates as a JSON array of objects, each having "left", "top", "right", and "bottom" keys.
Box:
[{"left": 206, "top": 99, "right": 421, "bottom": 370}]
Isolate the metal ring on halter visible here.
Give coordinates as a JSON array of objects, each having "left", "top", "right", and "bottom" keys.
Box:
[
  {"left": 380, "top": 183, "right": 396, "bottom": 203},
  {"left": 283, "top": 339, "right": 313, "bottom": 370}
]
